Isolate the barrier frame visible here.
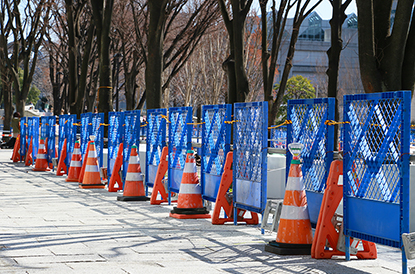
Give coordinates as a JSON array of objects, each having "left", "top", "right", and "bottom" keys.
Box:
[
  {"left": 123, "top": 110, "right": 141, "bottom": 180},
  {"left": 145, "top": 108, "right": 167, "bottom": 190},
  {"left": 286, "top": 98, "right": 335, "bottom": 225},
  {"left": 200, "top": 104, "right": 232, "bottom": 202},
  {"left": 343, "top": 91, "right": 410, "bottom": 273},
  {"left": 168, "top": 106, "right": 193, "bottom": 195},
  {"left": 108, "top": 111, "right": 124, "bottom": 177},
  {"left": 233, "top": 101, "right": 268, "bottom": 215},
  {"left": 28, "top": 117, "right": 39, "bottom": 161},
  {"left": 20, "top": 117, "right": 28, "bottom": 160}
]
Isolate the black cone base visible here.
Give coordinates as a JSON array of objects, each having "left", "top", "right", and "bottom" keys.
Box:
[
  {"left": 265, "top": 241, "right": 312, "bottom": 255},
  {"left": 170, "top": 207, "right": 209, "bottom": 215},
  {"left": 117, "top": 196, "right": 150, "bottom": 201}
]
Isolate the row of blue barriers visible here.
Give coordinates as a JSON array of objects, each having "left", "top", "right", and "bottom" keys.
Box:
[{"left": 17, "top": 91, "right": 412, "bottom": 273}]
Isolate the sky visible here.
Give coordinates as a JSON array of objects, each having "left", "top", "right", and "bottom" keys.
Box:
[{"left": 252, "top": 0, "right": 357, "bottom": 20}]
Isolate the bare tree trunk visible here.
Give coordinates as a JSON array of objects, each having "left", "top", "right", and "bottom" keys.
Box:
[{"left": 146, "top": 0, "right": 168, "bottom": 109}]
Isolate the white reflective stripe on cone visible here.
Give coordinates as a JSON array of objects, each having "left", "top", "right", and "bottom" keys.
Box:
[
  {"left": 39, "top": 144, "right": 46, "bottom": 149},
  {"left": 85, "top": 165, "right": 99, "bottom": 172},
  {"left": 70, "top": 161, "right": 82, "bottom": 167},
  {"left": 285, "top": 177, "right": 304, "bottom": 191},
  {"left": 125, "top": 172, "right": 142, "bottom": 181},
  {"left": 36, "top": 154, "right": 47, "bottom": 159},
  {"left": 183, "top": 162, "right": 196, "bottom": 173},
  {"left": 73, "top": 148, "right": 81, "bottom": 154},
  {"left": 179, "top": 183, "right": 201, "bottom": 194},
  {"left": 88, "top": 150, "right": 97, "bottom": 158},
  {"left": 128, "top": 156, "right": 139, "bottom": 165},
  {"left": 280, "top": 205, "right": 310, "bottom": 220}
]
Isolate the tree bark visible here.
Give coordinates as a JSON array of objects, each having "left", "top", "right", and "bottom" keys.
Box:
[{"left": 146, "top": 0, "right": 168, "bottom": 109}]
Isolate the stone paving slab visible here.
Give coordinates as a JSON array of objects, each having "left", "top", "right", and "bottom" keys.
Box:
[{"left": 0, "top": 149, "right": 411, "bottom": 273}]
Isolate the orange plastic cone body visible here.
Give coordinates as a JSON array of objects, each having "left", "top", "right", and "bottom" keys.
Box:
[
  {"left": 11, "top": 134, "right": 21, "bottom": 162},
  {"left": 77, "top": 141, "right": 91, "bottom": 183},
  {"left": 117, "top": 145, "right": 149, "bottom": 201},
  {"left": 32, "top": 139, "right": 50, "bottom": 171},
  {"left": 150, "top": 146, "right": 172, "bottom": 205},
  {"left": 108, "top": 143, "right": 124, "bottom": 192},
  {"left": 265, "top": 160, "right": 313, "bottom": 255},
  {"left": 170, "top": 150, "right": 210, "bottom": 219},
  {"left": 56, "top": 138, "right": 67, "bottom": 176},
  {"left": 275, "top": 163, "right": 313, "bottom": 244},
  {"left": 25, "top": 137, "right": 33, "bottom": 166},
  {"left": 79, "top": 141, "right": 105, "bottom": 189},
  {"left": 212, "top": 152, "right": 258, "bottom": 225},
  {"left": 66, "top": 141, "right": 82, "bottom": 182},
  {"left": 311, "top": 160, "right": 377, "bottom": 259}
]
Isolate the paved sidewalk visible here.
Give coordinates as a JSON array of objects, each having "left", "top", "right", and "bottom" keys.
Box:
[{"left": 0, "top": 149, "right": 409, "bottom": 273}]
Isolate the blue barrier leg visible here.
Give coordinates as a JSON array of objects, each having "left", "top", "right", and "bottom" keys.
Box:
[
  {"left": 345, "top": 235, "right": 350, "bottom": 261},
  {"left": 168, "top": 192, "right": 171, "bottom": 205},
  {"left": 233, "top": 207, "right": 237, "bottom": 225}
]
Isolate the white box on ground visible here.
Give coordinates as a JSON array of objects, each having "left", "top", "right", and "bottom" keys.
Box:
[{"left": 267, "top": 153, "right": 286, "bottom": 199}]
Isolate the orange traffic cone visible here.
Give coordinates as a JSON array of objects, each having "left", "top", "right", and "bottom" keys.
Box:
[
  {"left": 170, "top": 150, "right": 210, "bottom": 219},
  {"left": 56, "top": 138, "right": 67, "bottom": 176},
  {"left": 108, "top": 143, "right": 124, "bottom": 192},
  {"left": 11, "top": 134, "right": 21, "bottom": 162},
  {"left": 79, "top": 140, "right": 105, "bottom": 189},
  {"left": 25, "top": 137, "right": 33, "bottom": 166},
  {"left": 66, "top": 140, "right": 82, "bottom": 182},
  {"left": 265, "top": 151, "right": 313, "bottom": 255},
  {"left": 117, "top": 145, "right": 149, "bottom": 201},
  {"left": 32, "top": 138, "right": 50, "bottom": 171}
]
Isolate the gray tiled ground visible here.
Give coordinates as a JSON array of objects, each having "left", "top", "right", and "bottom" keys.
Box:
[{"left": 0, "top": 149, "right": 410, "bottom": 273}]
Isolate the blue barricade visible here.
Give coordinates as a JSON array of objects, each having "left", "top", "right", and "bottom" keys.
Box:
[
  {"left": 233, "top": 102, "right": 268, "bottom": 215},
  {"left": 41, "top": 116, "right": 56, "bottom": 166},
  {"left": 123, "top": 110, "right": 141, "bottom": 180},
  {"left": 20, "top": 117, "right": 28, "bottom": 159},
  {"left": 65, "top": 115, "right": 77, "bottom": 169},
  {"left": 343, "top": 91, "right": 410, "bottom": 270},
  {"left": 58, "top": 115, "right": 67, "bottom": 162},
  {"left": 200, "top": 104, "right": 232, "bottom": 202},
  {"left": 286, "top": 98, "right": 335, "bottom": 225},
  {"left": 108, "top": 112, "right": 124, "bottom": 177},
  {"left": 145, "top": 108, "right": 167, "bottom": 189},
  {"left": 81, "top": 113, "right": 104, "bottom": 167},
  {"left": 27, "top": 117, "right": 39, "bottom": 161},
  {"left": 168, "top": 107, "right": 193, "bottom": 194}
]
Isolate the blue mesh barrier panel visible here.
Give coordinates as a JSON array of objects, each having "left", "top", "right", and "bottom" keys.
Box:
[
  {"left": 269, "top": 126, "right": 287, "bottom": 149},
  {"left": 123, "top": 110, "right": 141, "bottom": 180},
  {"left": 233, "top": 102, "right": 268, "bottom": 214},
  {"left": 20, "top": 117, "right": 27, "bottom": 159},
  {"left": 108, "top": 112, "right": 124, "bottom": 177},
  {"left": 41, "top": 116, "right": 56, "bottom": 165},
  {"left": 65, "top": 115, "right": 77, "bottom": 169},
  {"left": 80, "top": 113, "right": 92, "bottom": 158},
  {"left": 411, "top": 128, "right": 415, "bottom": 147},
  {"left": 343, "top": 91, "right": 410, "bottom": 256},
  {"left": 201, "top": 104, "right": 232, "bottom": 202},
  {"left": 91, "top": 113, "right": 105, "bottom": 167},
  {"left": 46, "top": 117, "right": 56, "bottom": 166},
  {"left": 286, "top": 98, "right": 335, "bottom": 225},
  {"left": 168, "top": 107, "right": 192, "bottom": 193},
  {"left": 28, "top": 117, "right": 39, "bottom": 161},
  {"left": 145, "top": 108, "right": 167, "bottom": 188},
  {"left": 58, "top": 115, "right": 66, "bottom": 161}
]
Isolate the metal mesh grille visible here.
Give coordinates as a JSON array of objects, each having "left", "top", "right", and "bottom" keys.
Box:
[
  {"left": 108, "top": 112, "right": 123, "bottom": 176},
  {"left": 269, "top": 126, "right": 287, "bottom": 149},
  {"left": 169, "top": 107, "right": 191, "bottom": 170},
  {"left": 123, "top": 110, "right": 140, "bottom": 177},
  {"left": 202, "top": 106, "right": 230, "bottom": 176},
  {"left": 288, "top": 99, "right": 333, "bottom": 193},
  {"left": 20, "top": 117, "right": 27, "bottom": 158},
  {"left": 147, "top": 109, "right": 166, "bottom": 166},
  {"left": 234, "top": 104, "right": 265, "bottom": 183},
  {"left": 345, "top": 98, "right": 402, "bottom": 203}
]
